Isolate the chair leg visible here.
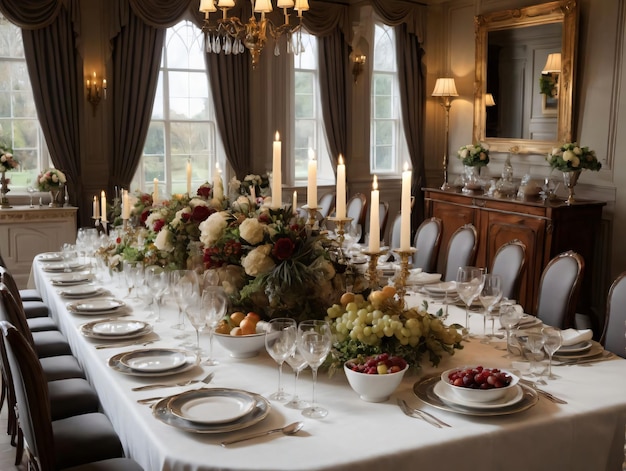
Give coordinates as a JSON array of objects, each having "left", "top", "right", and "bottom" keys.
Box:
[
  {"left": 0, "top": 375, "right": 6, "bottom": 412},
  {"left": 15, "top": 426, "right": 23, "bottom": 465}
]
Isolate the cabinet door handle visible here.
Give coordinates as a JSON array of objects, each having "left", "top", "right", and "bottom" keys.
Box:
[{"left": 472, "top": 198, "right": 486, "bottom": 207}]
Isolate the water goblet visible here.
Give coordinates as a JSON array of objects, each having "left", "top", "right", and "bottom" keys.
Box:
[
  {"left": 186, "top": 296, "right": 208, "bottom": 361},
  {"left": 456, "top": 266, "right": 485, "bottom": 334},
  {"left": 265, "top": 318, "right": 297, "bottom": 402},
  {"left": 298, "top": 320, "right": 332, "bottom": 418},
  {"left": 202, "top": 286, "right": 228, "bottom": 366},
  {"left": 122, "top": 261, "right": 140, "bottom": 299},
  {"left": 285, "top": 347, "right": 310, "bottom": 410},
  {"left": 27, "top": 185, "right": 36, "bottom": 208},
  {"left": 170, "top": 270, "right": 198, "bottom": 334},
  {"left": 524, "top": 329, "right": 546, "bottom": 378},
  {"left": 145, "top": 266, "right": 168, "bottom": 321},
  {"left": 499, "top": 302, "right": 523, "bottom": 356},
  {"left": 479, "top": 274, "right": 503, "bottom": 342},
  {"left": 542, "top": 326, "right": 562, "bottom": 379}
]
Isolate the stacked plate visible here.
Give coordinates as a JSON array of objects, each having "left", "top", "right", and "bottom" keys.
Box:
[
  {"left": 554, "top": 340, "right": 602, "bottom": 362},
  {"left": 108, "top": 348, "right": 199, "bottom": 377},
  {"left": 41, "top": 261, "right": 86, "bottom": 273},
  {"left": 422, "top": 281, "right": 459, "bottom": 301},
  {"left": 58, "top": 284, "right": 106, "bottom": 299},
  {"left": 152, "top": 388, "right": 271, "bottom": 433},
  {"left": 50, "top": 272, "right": 94, "bottom": 286},
  {"left": 37, "top": 252, "right": 64, "bottom": 262},
  {"left": 406, "top": 271, "right": 442, "bottom": 286},
  {"left": 80, "top": 319, "right": 152, "bottom": 340},
  {"left": 413, "top": 374, "right": 538, "bottom": 417},
  {"left": 67, "top": 297, "right": 126, "bottom": 316}
]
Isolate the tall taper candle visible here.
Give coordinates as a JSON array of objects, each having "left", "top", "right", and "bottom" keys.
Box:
[
  {"left": 213, "top": 162, "right": 223, "bottom": 200},
  {"left": 369, "top": 175, "right": 380, "bottom": 252},
  {"left": 336, "top": 154, "right": 346, "bottom": 218},
  {"left": 92, "top": 195, "right": 99, "bottom": 219},
  {"left": 100, "top": 191, "right": 107, "bottom": 223},
  {"left": 307, "top": 149, "right": 317, "bottom": 207},
  {"left": 293, "top": 190, "right": 297, "bottom": 215},
  {"left": 400, "top": 162, "right": 412, "bottom": 250},
  {"left": 153, "top": 178, "right": 159, "bottom": 205},
  {"left": 122, "top": 190, "right": 130, "bottom": 220},
  {"left": 272, "top": 131, "right": 282, "bottom": 208},
  {"left": 186, "top": 159, "right": 192, "bottom": 195}
]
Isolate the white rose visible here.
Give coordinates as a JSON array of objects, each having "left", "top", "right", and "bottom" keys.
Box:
[
  {"left": 145, "top": 210, "right": 167, "bottom": 231},
  {"left": 189, "top": 197, "right": 208, "bottom": 208},
  {"left": 171, "top": 207, "right": 191, "bottom": 229},
  {"left": 241, "top": 244, "right": 275, "bottom": 277},
  {"left": 154, "top": 227, "right": 175, "bottom": 252},
  {"left": 52, "top": 174, "right": 59, "bottom": 183},
  {"left": 571, "top": 156, "right": 580, "bottom": 167},
  {"left": 199, "top": 211, "right": 229, "bottom": 246},
  {"left": 562, "top": 150, "right": 575, "bottom": 162},
  {"left": 573, "top": 146, "right": 582, "bottom": 156},
  {"left": 551, "top": 147, "right": 561, "bottom": 155},
  {"left": 239, "top": 217, "right": 265, "bottom": 245},
  {"left": 231, "top": 195, "right": 251, "bottom": 214},
  {"left": 459, "top": 149, "right": 469, "bottom": 158}
]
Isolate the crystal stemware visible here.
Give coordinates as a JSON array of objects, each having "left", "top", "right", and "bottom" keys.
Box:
[
  {"left": 265, "top": 318, "right": 297, "bottom": 402},
  {"left": 499, "top": 302, "right": 523, "bottom": 356},
  {"left": 285, "top": 347, "right": 309, "bottom": 410},
  {"left": 202, "top": 286, "right": 227, "bottom": 366},
  {"left": 479, "top": 274, "right": 503, "bottom": 342},
  {"left": 145, "top": 266, "right": 168, "bottom": 321},
  {"left": 542, "top": 326, "right": 562, "bottom": 379},
  {"left": 456, "top": 266, "right": 485, "bottom": 334},
  {"left": 525, "top": 328, "right": 546, "bottom": 377},
  {"left": 186, "top": 296, "right": 208, "bottom": 361},
  {"left": 298, "top": 320, "right": 332, "bottom": 418},
  {"left": 170, "top": 270, "right": 198, "bottom": 334}
]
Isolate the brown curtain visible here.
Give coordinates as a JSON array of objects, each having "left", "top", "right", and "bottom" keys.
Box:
[{"left": 0, "top": 0, "right": 84, "bottom": 206}]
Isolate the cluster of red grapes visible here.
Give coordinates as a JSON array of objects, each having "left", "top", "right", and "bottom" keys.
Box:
[
  {"left": 446, "top": 366, "right": 512, "bottom": 389},
  {"left": 346, "top": 353, "right": 408, "bottom": 375}
]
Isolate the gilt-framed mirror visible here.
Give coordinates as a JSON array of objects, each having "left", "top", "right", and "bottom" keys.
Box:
[{"left": 473, "top": 1, "right": 578, "bottom": 154}]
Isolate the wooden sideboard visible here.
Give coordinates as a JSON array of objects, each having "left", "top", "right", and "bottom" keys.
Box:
[
  {"left": 423, "top": 188, "right": 605, "bottom": 321},
  {"left": 0, "top": 206, "right": 77, "bottom": 288}
]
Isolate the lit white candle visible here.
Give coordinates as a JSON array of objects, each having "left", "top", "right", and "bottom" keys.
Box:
[
  {"left": 100, "top": 190, "right": 107, "bottom": 223},
  {"left": 369, "top": 175, "right": 380, "bottom": 252},
  {"left": 400, "top": 162, "right": 412, "bottom": 250},
  {"left": 336, "top": 154, "right": 346, "bottom": 219},
  {"left": 307, "top": 149, "right": 317, "bottom": 207},
  {"left": 213, "top": 162, "right": 223, "bottom": 200},
  {"left": 250, "top": 185, "right": 256, "bottom": 201},
  {"left": 153, "top": 178, "right": 159, "bottom": 205},
  {"left": 122, "top": 190, "right": 130, "bottom": 220},
  {"left": 186, "top": 160, "right": 192, "bottom": 195},
  {"left": 292, "top": 190, "right": 297, "bottom": 215},
  {"left": 272, "top": 131, "right": 282, "bottom": 209},
  {"left": 92, "top": 195, "right": 99, "bottom": 219}
]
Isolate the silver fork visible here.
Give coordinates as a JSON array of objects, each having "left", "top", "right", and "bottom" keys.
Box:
[
  {"left": 136, "top": 373, "right": 215, "bottom": 404},
  {"left": 132, "top": 372, "right": 213, "bottom": 391},
  {"left": 397, "top": 399, "right": 450, "bottom": 428}
]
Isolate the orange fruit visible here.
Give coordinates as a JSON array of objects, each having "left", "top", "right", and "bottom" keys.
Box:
[
  {"left": 340, "top": 292, "right": 355, "bottom": 306},
  {"left": 229, "top": 311, "right": 245, "bottom": 327},
  {"left": 215, "top": 320, "right": 230, "bottom": 335},
  {"left": 246, "top": 312, "right": 261, "bottom": 323},
  {"left": 230, "top": 327, "right": 243, "bottom": 336},
  {"left": 239, "top": 318, "right": 257, "bottom": 335},
  {"left": 382, "top": 285, "right": 397, "bottom": 298}
]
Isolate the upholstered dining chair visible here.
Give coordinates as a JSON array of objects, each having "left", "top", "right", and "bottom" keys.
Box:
[
  {"left": 0, "top": 321, "right": 143, "bottom": 471},
  {"left": 346, "top": 193, "right": 368, "bottom": 241},
  {"left": 317, "top": 192, "right": 335, "bottom": 219},
  {"left": 600, "top": 272, "right": 626, "bottom": 358},
  {"left": 442, "top": 224, "right": 478, "bottom": 282},
  {"left": 490, "top": 239, "right": 527, "bottom": 301},
  {"left": 535, "top": 250, "right": 584, "bottom": 329},
  {"left": 412, "top": 217, "right": 442, "bottom": 273},
  {"left": 0, "top": 254, "right": 43, "bottom": 302},
  {"left": 389, "top": 212, "right": 401, "bottom": 250},
  {"left": 378, "top": 201, "right": 390, "bottom": 241}
]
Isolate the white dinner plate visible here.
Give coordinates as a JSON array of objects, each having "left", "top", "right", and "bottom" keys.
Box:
[
  {"left": 407, "top": 272, "right": 442, "bottom": 286},
  {"left": 51, "top": 272, "right": 94, "bottom": 286},
  {"left": 424, "top": 281, "right": 457, "bottom": 294},
  {"left": 58, "top": 285, "right": 104, "bottom": 298},
  {"left": 108, "top": 349, "right": 198, "bottom": 377},
  {"left": 37, "top": 252, "right": 64, "bottom": 262},
  {"left": 80, "top": 319, "right": 153, "bottom": 340},
  {"left": 168, "top": 389, "right": 257, "bottom": 424},
  {"left": 153, "top": 390, "right": 270, "bottom": 433},
  {"left": 119, "top": 349, "right": 188, "bottom": 372},
  {"left": 554, "top": 341, "right": 604, "bottom": 360},
  {"left": 433, "top": 381, "right": 524, "bottom": 410},
  {"left": 557, "top": 340, "right": 592, "bottom": 354},
  {"left": 71, "top": 298, "right": 125, "bottom": 313},
  {"left": 41, "top": 261, "right": 85, "bottom": 272}
]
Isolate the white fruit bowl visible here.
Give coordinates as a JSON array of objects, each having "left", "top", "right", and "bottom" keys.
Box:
[
  {"left": 344, "top": 361, "right": 409, "bottom": 403},
  {"left": 214, "top": 332, "right": 266, "bottom": 359},
  {"left": 440, "top": 366, "right": 519, "bottom": 403}
]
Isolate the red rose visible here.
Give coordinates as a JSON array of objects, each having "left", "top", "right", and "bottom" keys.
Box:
[
  {"left": 140, "top": 209, "right": 150, "bottom": 225},
  {"left": 272, "top": 237, "right": 295, "bottom": 261},
  {"left": 191, "top": 205, "right": 213, "bottom": 222},
  {"left": 153, "top": 219, "right": 165, "bottom": 232},
  {"left": 197, "top": 185, "right": 212, "bottom": 199},
  {"left": 258, "top": 212, "right": 271, "bottom": 224}
]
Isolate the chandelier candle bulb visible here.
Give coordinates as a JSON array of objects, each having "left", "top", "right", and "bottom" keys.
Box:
[
  {"left": 153, "top": 178, "right": 159, "bottom": 205},
  {"left": 100, "top": 190, "right": 107, "bottom": 223},
  {"left": 122, "top": 190, "right": 130, "bottom": 220},
  {"left": 336, "top": 154, "right": 346, "bottom": 219},
  {"left": 400, "top": 163, "right": 411, "bottom": 251},
  {"left": 369, "top": 175, "right": 380, "bottom": 252},
  {"left": 92, "top": 195, "right": 99, "bottom": 220},
  {"left": 186, "top": 160, "right": 192, "bottom": 195},
  {"left": 272, "top": 132, "right": 282, "bottom": 209},
  {"left": 307, "top": 149, "right": 317, "bottom": 208}
]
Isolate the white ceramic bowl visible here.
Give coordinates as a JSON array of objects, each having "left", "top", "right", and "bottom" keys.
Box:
[
  {"left": 344, "top": 361, "right": 409, "bottom": 403},
  {"left": 214, "top": 332, "right": 266, "bottom": 359},
  {"left": 440, "top": 366, "right": 519, "bottom": 403}
]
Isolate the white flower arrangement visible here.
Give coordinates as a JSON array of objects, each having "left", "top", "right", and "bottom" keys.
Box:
[
  {"left": 457, "top": 143, "right": 490, "bottom": 167},
  {"left": 546, "top": 142, "right": 602, "bottom": 172},
  {"left": 0, "top": 149, "right": 18, "bottom": 173},
  {"left": 36, "top": 168, "right": 66, "bottom": 191}
]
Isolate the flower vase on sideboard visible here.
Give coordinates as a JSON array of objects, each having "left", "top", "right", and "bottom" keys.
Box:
[
  {"left": 0, "top": 171, "right": 11, "bottom": 208},
  {"left": 562, "top": 170, "right": 582, "bottom": 205},
  {"left": 462, "top": 165, "right": 482, "bottom": 193},
  {"left": 49, "top": 189, "right": 62, "bottom": 208}
]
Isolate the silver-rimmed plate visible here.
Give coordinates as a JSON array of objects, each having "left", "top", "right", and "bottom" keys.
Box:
[
  {"left": 423, "top": 281, "right": 457, "bottom": 295},
  {"left": 153, "top": 389, "right": 270, "bottom": 433},
  {"left": 554, "top": 341, "right": 604, "bottom": 361},
  {"left": 120, "top": 349, "right": 187, "bottom": 372},
  {"left": 556, "top": 340, "right": 593, "bottom": 354},
  {"left": 51, "top": 272, "right": 94, "bottom": 286},
  {"left": 108, "top": 349, "right": 199, "bottom": 377},
  {"left": 168, "top": 389, "right": 257, "bottom": 424},
  {"left": 37, "top": 252, "right": 64, "bottom": 262},
  {"left": 413, "top": 375, "right": 538, "bottom": 417},
  {"left": 58, "top": 285, "right": 104, "bottom": 298},
  {"left": 70, "top": 298, "right": 125, "bottom": 312},
  {"left": 80, "top": 319, "right": 152, "bottom": 340},
  {"left": 41, "top": 261, "right": 86, "bottom": 272}
]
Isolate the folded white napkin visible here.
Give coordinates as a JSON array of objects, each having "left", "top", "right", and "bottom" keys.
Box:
[{"left": 560, "top": 328, "right": 593, "bottom": 346}]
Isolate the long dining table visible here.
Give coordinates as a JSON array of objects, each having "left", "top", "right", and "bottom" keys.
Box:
[{"left": 31, "top": 258, "right": 626, "bottom": 471}]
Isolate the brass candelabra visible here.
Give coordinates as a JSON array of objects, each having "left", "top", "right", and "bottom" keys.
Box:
[
  {"left": 327, "top": 216, "right": 353, "bottom": 246},
  {"left": 302, "top": 205, "right": 320, "bottom": 228},
  {"left": 393, "top": 248, "right": 416, "bottom": 305},
  {"left": 362, "top": 248, "right": 388, "bottom": 290}
]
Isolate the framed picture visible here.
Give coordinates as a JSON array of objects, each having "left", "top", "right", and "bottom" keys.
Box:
[{"left": 542, "top": 93, "right": 558, "bottom": 116}]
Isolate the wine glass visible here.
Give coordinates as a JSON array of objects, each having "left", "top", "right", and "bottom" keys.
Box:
[
  {"left": 456, "top": 266, "right": 485, "bottom": 334},
  {"left": 525, "top": 329, "right": 546, "bottom": 378},
  {"left": 265, "top": 318, "right": 297, "bottom": 402},
  {"left": 170, "top": 270, "right": 198, "bottom": 334},
  {"left": 122, "top": 261, "right": 140, "bottom": 299},
  {"left": 499, "top": 302, "right": 523, "bottom": 356},
  {"left": 285, "top": 346, "right": 309, "bottom": 410},
  {"left": 27, "top": 184, "right": 36, "bottom": 208},
  {"left": 186, "top": 295, "right": 208, "bottom": 361},
  {"left": 202, "top": 286, "right": 228, "bottom": 366},
  {"left": 479, "top": 274, "right": 503, "bottom": 342},
  {"left": 298, "top": 320, "right": 332, "bottom": 418},
  {"left": 542, "top": 326, "right": 562, "bottom": 379},
  {"left": 145, "top": 266, "right": 168, "bottom": 321}
]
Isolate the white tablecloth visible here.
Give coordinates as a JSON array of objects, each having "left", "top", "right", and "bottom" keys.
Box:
[{"left": 32, "top": 262, "right": 626, "bottom": 471}]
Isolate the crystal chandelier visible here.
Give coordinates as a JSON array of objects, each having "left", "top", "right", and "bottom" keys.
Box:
[{"left": 199, "top": 0, "right": 310, "bottom": 69}]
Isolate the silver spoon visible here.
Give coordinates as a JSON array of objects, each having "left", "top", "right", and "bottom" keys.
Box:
[{"left": 220, "top": 421, "right": 304, "bottom": 446}]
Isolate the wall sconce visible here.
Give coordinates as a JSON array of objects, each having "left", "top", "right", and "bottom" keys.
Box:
[
  {"left": 485, "top": 93, "right": 496, "bottom": 107},
  {"left": 432, "top": 77, "right": 458, "bottom": 190},
  {"left": 86, "top": 71, "right": 107, "bottom": 116},
  {"left": 352, "top": 54, "right": 366, "bottom": 83}
]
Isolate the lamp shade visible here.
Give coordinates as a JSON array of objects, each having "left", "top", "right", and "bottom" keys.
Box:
[
  {"left": 217, "top": 0, "right": 236, "bottom": 8},
  {"left": 542, "top": 53, "right": 561, "bottom": 73},
  {"left": 200, "top": 0, "right": 217, "bottom": 12},
  {"left": 432, "top": 78, "right": 459, "bottom": 97},
  {"left": 277, "top": 0, "right": 295, "bottom": 7},
  {"left": 254, "top": 0, "right": 273, "bottom": 12},
  {"left": 294, "top": 0, "right": 310, "bottom": 11},
  {"left": 485, "top": 93, "right": 496, "bottom": 107}
]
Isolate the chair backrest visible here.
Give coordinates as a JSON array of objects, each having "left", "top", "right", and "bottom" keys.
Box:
[
  {"left": 535, "top": 250, "right": 584, "bottom": 329},
  {"left": 346, "top": 193, "right": 367, "bottom": 233},
  {"left": 317, "top": 192, "right": 335, "bottom": 219},
  {"left": 0, "top": 281, "right": 36, "bottom": 348},
  {"left": 413, "top": 217, "right": 442, "bottom": 273},
  {"left": 601, "top": 272, "right": 626, "bottom": 357},
  {"left": 0, "top": 320, "right": 55, "bottom": 471},
  {"left": 0, "top": 265, "right": 22, "bottom": 303},
  {"left": 490, "top": 239, "right": 527, "bottom": 301},
  {"left": 378, "top": 201, "right": 389, "bottom": 240},
  {"left": 389, "top": 212, "right": 402, "bottom": 250},
  {"left": 442, "top": 224, "right": 478, "bottom": 281}
]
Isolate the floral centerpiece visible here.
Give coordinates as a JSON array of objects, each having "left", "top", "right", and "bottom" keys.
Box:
[
  {"left": 546, "top": 142, "right": 601, "bottom": 204},
  {"left": 457, "top": 142, "right": 490, "bottom": 167},
  {"left": 326, "top": 288, "right": 463, "bottom": 373},
  {"left": 0, "top": 147, "right": 17, "bottom": 207},
  {"left": 37, "top": 168, "right": 66, "bottom": 207}
]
